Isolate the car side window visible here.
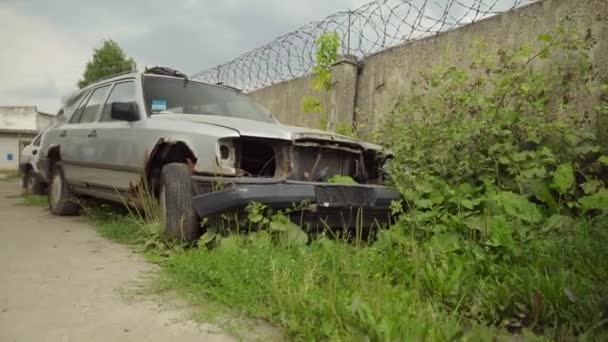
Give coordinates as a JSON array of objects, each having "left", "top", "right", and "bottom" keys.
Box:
[
  {"left": 69, "top": 90, "right": 92, "bottom": 124},
  {"left": 64, "top": 91, "right": 87, "bottom": 120},
  {"left": 101, "top": 81, "right": 137, "bottom": 122},
  {"left": 33, "top": 133, "right": 42, "bottom": 146},
  {"left": 78, "top": 85, "right": 111, "bottom": 123}
]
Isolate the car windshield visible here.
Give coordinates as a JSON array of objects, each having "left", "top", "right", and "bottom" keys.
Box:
[{"left": 144, "top": 76, "right": 275, "bottom": 123}]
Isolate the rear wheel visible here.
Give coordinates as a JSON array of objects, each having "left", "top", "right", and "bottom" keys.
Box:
[
  {"left": 48, "top": 163, "right": 81, "bottom": 215},
  {"left": 159, "top": 163, "right": 200, "bottom": 243},
  {"left": 23, "top": 169, "right": 45, "bottom": 195}
]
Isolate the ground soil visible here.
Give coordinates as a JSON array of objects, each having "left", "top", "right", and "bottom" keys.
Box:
[{"left": 0, "top": 179, "right": 237, "bottom": 342}]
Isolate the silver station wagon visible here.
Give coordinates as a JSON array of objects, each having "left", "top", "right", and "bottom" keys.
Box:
[{"left": 38, "top": 67, "right": 400, "bottom": 242}]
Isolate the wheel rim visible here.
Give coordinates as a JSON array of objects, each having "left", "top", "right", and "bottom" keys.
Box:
[{"left": 50, "top": 173, "right": 62, "bottom": 208}]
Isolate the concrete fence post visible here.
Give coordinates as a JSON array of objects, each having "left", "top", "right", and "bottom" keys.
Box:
[{"left": 328, "top": 55, "right": 359, "bottom": 131}]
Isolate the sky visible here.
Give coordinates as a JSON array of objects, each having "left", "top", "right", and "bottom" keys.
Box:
[
  {"left": 0, "top": 0, "right": 522, "bottom": 114},
  {"left": 0, "top": 0, "right": 372, "bottom": 113}
]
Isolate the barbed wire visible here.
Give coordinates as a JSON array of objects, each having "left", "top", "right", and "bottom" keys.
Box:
[{"left": 192, "top": 0, "right": 535, "bottom": 91}]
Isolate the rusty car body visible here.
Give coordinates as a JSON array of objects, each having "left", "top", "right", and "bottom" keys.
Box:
[{"left": 38, "top": 67, "right": 400, "bottom": 241}]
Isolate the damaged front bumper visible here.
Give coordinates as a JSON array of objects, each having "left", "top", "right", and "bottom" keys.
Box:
[{"left": 191, "top": 177, "right": 401, "bottom": 228}]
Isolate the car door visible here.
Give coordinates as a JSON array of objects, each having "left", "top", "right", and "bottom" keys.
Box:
[
  {"left": 92, "top": 80, "right": 143, "bottom": 190},
  {"left": 61, "top": 84, "right": 112, "bottom": 185}
]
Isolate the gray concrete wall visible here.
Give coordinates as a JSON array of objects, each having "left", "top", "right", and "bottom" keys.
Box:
[
  {"left": 355, "top": 0, "right": 608, "bottom": 136},
  {"left": 249, "top": 75, "right": 331, "bottom": 130},
  {"left": 248, "top": 0, "right": 608, "bottom": 137}
]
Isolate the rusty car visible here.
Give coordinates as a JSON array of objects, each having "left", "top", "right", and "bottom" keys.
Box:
[{"left": 38, "top": 67, "right": 400, "bottom": 241}]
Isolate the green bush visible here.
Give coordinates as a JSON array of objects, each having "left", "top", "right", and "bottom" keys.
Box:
[
  {"left": 163, "top": 26, "right": 608, "bottom": 341},
  {"left": 375, "top": 25, "right": 608, "bottom": 337}
]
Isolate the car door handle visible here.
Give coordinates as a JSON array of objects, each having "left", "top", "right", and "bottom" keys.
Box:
[
  {"left": 59, "top": 130, "right": 67, "bottom": 137},
  {"left": 88, "top": 130, "right": 97, "bottom": 138}
]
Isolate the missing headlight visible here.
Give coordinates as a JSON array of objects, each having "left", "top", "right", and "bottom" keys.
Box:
[{"left": 220, "top": 145, "right": 230, "bottom": 160}]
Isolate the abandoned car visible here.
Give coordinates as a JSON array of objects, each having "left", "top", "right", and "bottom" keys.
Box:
[
  {"left": 38, "top": 67, "right": 400, "bottom": 241},
  {"left": 19, "top": 128, "right": 49, "bottom": 195}
]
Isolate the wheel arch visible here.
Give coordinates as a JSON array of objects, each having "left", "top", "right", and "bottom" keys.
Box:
[
  {"left": 40, "top": 145, "right": 62, "bottom": 182},
  {"left": 145, "top": 139, "right": 198, "bottom": 194}
]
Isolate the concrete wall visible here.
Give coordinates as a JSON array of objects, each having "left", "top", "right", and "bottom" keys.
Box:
[
  {"left": 0, "top": 133, "right": 35, "bottom": 170},
  {"left": 0, "top": 106, "right": 55, "bottom": 132},
  {"left": 0, "top": 107, "right": 38, "bottom": 132},
  {"left": 355, "top": 0, "right": 608, "bottom": 136},
  {"left": 248, "top": 0, "right": 607, "bottom": 137},
  {"left": 37, "top": 114, "right": 55, "bottom": 131},
  {"left": 0, "top": 107, "right": 56, "bottom": 170},
  {"left": 249, "top": 75, "right": 331, "bottom": 129}
]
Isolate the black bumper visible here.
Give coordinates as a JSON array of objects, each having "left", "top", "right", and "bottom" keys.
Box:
[{"left": 191, "top": 179, "right": 401, "bottom": 227}]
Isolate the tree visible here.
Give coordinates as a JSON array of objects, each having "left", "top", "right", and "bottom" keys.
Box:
[{"left": 78, "top": 39, "right": 136, "bottom": 88}]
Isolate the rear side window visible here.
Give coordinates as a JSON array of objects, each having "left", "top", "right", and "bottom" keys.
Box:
[
  {"left": 101, "top": 81, "right": 137, "bottom": 122},
  {"left": 33, "top": 133, "right": 42, "bottom": 146},
  {"left": 69, "top": 90, "right": 92, "bottom": 124},
  {"left": 63, "top": 91, "right": 88, "bottom": 120},
  {"left": 78, "top": 85, "right": 111, "bottom": 123}
]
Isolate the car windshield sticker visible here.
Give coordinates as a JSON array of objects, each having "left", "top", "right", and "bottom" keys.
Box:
[{"left": 151, "top": 99, "right": 167, "bottom": 112}]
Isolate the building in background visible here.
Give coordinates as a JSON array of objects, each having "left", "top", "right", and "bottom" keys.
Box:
[{"left": 0, "top": 106, "right": 55, "bottom": 170}]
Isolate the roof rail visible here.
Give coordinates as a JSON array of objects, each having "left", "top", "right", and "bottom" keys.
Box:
[
  {"left": 144, "top": 66, "right": 188, "bottom": 79},
  {"left": 94, "top": 69, "right": 135, "bottom": 83},
  {"left": 215, "top": 82, "right": 243, "bottom": 93}
]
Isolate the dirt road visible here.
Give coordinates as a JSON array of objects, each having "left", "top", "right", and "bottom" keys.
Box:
[{"left": 0, "top": 180, "right": 235, "bottom": 342}]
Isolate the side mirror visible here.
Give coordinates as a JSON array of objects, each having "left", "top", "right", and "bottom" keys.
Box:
[{"left": 111, "top": 102, "right": 139, "bottom": 121}]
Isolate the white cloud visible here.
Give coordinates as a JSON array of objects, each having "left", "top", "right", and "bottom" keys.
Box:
[
  {"left": 0, "top": 7, "right": 88, "bottom": 113},
  {"left": 4, "top": 0, "right": 490, "bottom": 113}
]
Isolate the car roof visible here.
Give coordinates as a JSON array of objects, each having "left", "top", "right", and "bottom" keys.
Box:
[{"left": 73, "top": 67, "right": 243, "bottom": 100}]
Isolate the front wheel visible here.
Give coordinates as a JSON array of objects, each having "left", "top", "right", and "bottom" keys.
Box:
[{"left": 159, "top": 163, "right": 200, "bottom": 243}]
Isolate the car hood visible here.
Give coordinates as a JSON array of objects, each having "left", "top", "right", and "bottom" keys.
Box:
[{"left": 151, "top": 114, "right": 383, "bottom": 151}]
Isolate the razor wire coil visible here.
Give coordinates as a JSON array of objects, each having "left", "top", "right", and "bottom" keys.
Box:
[{"left": 192, "top": 0, "right": 534, "bottom": 91}]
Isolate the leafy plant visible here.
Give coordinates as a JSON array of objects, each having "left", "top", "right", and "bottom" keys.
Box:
[
  {"left": 301, "top": 95, "right": 323, "bottom": 113},
  {"left": 375, "top": 24, "right": 608, "bottom": 337},
  {"left": 327, "top": 175, "right": 357, "bottom": 184},
  {"left": 301, "top": 32, "right": 340, "bottom": 128},
  {"left": 311, "top": 32, "right": 340, "bottom": 92},
  {"left": 334, "top": 121, "right": 357, "bottom": 137}
]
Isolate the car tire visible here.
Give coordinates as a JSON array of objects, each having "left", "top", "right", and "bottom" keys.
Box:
[
  {"left": 159, "top": 163, "right": 200, "bottom": 243},
  {"left": 23, "top": 169, "right": 45, "bottom": 195},
  {"left": 48, "top": 163, "right": 81, "bottom": 216}
]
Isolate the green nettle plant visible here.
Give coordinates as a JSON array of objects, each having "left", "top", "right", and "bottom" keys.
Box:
[
  {"left": 376, "top": 24, "right": 608, "bottom": 335},
  {"left": 301, "top": 32, "right": 358, "bottom": 137},
  {"left": 301, "top": 32, "right": 340, "bottom": 115},
  {"left": 312, "top": 32, "right": 340, "bottom": 91},
  {"left": 301, "top": 32, "right": 358, "bottom": 136}
]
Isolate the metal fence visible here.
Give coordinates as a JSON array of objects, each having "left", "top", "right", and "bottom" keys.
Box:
[{"left": 191, "top": 0, "right": 534, "bottom": 90}]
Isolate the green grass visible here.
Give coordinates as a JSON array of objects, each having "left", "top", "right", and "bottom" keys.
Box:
[
  {"left": 77, "top": 197, "right": 608, "bottom": 341},
  {"left": 0, "top": 170, "right": 21, "bottom": 180},
  {"left": 22, "top": 194, "right": 47, "bottom": 206},
  {"left": 87, "top": 205, "right": 146, "bottom": 245},
  {"left": 163, "top": 226, "right": 608, "bottom": 341}
]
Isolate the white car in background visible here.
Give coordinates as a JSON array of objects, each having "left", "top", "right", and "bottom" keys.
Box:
[{"left": 19, "top": 129, "right": 48, "bottom": 194}]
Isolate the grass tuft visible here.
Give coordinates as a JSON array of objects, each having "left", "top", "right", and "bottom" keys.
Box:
[{"left": 22, "top": 194, "right": 47, "bottom": 206}]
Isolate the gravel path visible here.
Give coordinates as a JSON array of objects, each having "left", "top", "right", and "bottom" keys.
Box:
[{"left": 0, "top": 180, "right": 235, "bottom": 342}]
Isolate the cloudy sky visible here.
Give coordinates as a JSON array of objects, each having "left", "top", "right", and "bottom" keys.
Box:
[
  {"left": 1, "top": 0, "right": 523, "bottom": 114},
  {"left": 1, "top": 0, "right": 373, "bottom": 113}
]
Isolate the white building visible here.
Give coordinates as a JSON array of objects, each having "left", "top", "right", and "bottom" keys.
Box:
[{"left": 0, "top": 106, "right": 55, "bottom": 170}]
